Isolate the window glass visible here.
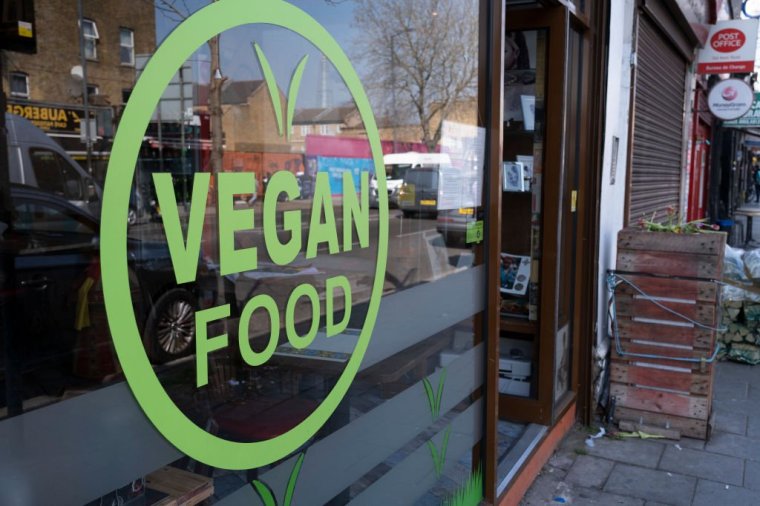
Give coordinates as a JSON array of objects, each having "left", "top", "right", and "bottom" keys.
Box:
[
  {"left": 82, "top": 19, "right": 99, "bottom": 59},
  {"left": 30, "top": 149, "right": 84, "bottom": 200},
  {"left": 0, "top": 2, "right": 489, "bottom": 504},
  {"left": 15, "top": 201, "right": 95, "bottom": 236},
  {"left": 10, "top": 72, "right": 28, "bottom": 98},
  {"left": 120, "top": 28, "right": 135, "bottom": 65}
]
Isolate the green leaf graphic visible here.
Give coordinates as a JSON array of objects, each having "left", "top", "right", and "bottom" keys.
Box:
[
  {"left": 251, "top": 452, "right": 306, "bottom": 506},
  {"left": 286, "top": 56, "right": 309, "bottom": 141},
  {"left": 427, "top": 426, "right": 452, "bottom": 478},
  {"left": 283, "top": 452, "right": 306, "bottom": 506},
  {"left": 253, "top": 42, "right": 284, "bottom": 137},
  {"left": 423, "top": 368, "right": 447, "bottom": 421},
  {"left": 435, "top": 368, "right": 447, "bottom": 419},
  {"left": 422, "top": 377, "right": 436, "bottom": 420},
  {"left": 252, "top": 480, "right": 277, "bottom": 506}
]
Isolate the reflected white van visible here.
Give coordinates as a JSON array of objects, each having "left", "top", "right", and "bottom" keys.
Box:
[{"left": 6, "top": 112, "right": 101, "bottom": 215}]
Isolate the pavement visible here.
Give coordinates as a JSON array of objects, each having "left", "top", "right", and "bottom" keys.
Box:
[{"left": 520, "top": 361, "right": 760, "bottom": 505}]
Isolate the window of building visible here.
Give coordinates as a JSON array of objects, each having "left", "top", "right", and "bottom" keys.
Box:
[
  {"left": 82, "top": 19, "right": 99, "bottom": 60},
  {"left": 120, "top": 28, "right": 135, "bottom": 66},
  {"left": 319, "top": 124, "right": 329, "bottom": 135},
  {"left": 9, "top": 72, "right": 29, "bottom": 98},
  {"left": 86, "top": 84, "right": 99, "bottom": 98},
  {"left": 300, "top": 125, "right": 309, "bottom": 136},
  {"left": 122, "top": 88, "right": 132, "bottom": 103}
]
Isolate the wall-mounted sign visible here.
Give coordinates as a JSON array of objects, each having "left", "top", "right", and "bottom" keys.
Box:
[
  {"left": 708, "top": 79, "right": 754, "bottom": 120},
  {"left": 725, "top": 93, "right": 760, "bottom": 127},
  {"left": 697, "top": 19, "right": 759, "bottom": 74},
  {"left": 6, "top": 99, "right": 113, "bottom": 137}
]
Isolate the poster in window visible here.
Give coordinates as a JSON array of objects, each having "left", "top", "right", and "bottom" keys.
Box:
[
  {"left": 503, "top": 162, "right": 524, "bottom": 192},
  {"left": 521, "top": 95, "right": 536, "bottom": 131},
  {"left": 500, "top": 253, "right": 531, "bottom": 296}
]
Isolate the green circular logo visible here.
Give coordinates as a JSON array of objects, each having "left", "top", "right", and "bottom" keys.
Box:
[{"left": 101, "top": 0, "right": 388, "bottom": 470}]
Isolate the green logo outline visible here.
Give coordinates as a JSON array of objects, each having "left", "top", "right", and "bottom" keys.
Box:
[{"left": 101, "top": 0, "right": 388, "bottom": 470}]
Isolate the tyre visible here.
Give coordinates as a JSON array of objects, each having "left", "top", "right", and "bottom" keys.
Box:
[
  {"left": 402, "top": 210, "right": 415, "bottom": 218},
  {"left": 144, "top": 288, "right": 197, "bottom": 363}
]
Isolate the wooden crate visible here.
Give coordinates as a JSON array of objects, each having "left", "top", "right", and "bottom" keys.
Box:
[
  {"left": 146, "top": 466, "right": 213, "bottom": 506},
  {"left": 611, "top": 228, "right": 726, "bottom": 440}
]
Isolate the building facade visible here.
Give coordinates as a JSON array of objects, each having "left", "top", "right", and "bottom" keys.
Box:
[{"left": 0, "top": 0, "right": 731, "bottom": 504}]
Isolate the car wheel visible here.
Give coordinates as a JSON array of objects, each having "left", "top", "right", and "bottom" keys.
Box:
[
  {"left": 145, "top": 288, "right": 197, "bottom": 363},
  {"left": 402, "top": 210, "right": 415, "bottom": 218},
  {"left": 127, "top": 208, "right": 138, "bottom": 226}
]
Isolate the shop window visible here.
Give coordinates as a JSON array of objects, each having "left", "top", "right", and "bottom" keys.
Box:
[
  {"left": 120, "top": 27, "right": 135, "bottom": 66},
  {"left": 10, "top": 72, "right": 29, "bottom": 98},
  {"left": 82, "top": 19, "right": 99, "bottom": 60}
]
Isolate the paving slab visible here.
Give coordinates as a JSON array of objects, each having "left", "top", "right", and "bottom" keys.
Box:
[
  {"left": 746, "top": 412, "right": 760, "bottom": 439},
  {"left": 743, "top": 459, "right": 760, "bottom": 492},
  {"left": 712, "top": 379, "right": 749, "bottom": 400},
  {"left": 692, "top": 479, "right": 759, "bottom": 506},
  {"left": 564, "top": 455, "right": 614, "bottom": 489},
  {"left": 711, "top": 410, "right": 747, "bottom": 436},
  {"left": 548, "top": 450, "right": 576, "bottom": 471},
  {"left": 520, "top": 473, "right": 569, "bottom": 505},
  {"left": 571, "top": 486, "right": 644, "bottom": 506},
  {"left": 658, "top": 445, "right": 744, "bottom": 486},
  {"left": 704, "top": 431, "right": 760, "bottom": 462},
  {"left": 583, "top": 437, "right": 664, "bottom": 469},
  {"left": 604, "top": 464, "right": 695, "bottom": 506}
]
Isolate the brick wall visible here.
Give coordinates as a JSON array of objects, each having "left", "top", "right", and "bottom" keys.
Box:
[{"left": 2, "top": 0, "right": 156, "bottom": 106}]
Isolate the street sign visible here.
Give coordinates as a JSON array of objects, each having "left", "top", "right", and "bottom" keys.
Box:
[
  {"left": 708, "top": 79, "right": 754, "bottom": 120},
  {"left": 725, "top": 93, "right": 760, "bottom": 127}
]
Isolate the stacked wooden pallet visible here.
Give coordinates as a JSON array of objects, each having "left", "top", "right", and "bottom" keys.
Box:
[{"left": 611, "top": 228, "right": 726, "bottom": 440}]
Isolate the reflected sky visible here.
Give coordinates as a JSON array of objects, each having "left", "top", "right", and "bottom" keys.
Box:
[{"left": 153, "top": 0, "right": 356, "bottom": 107}]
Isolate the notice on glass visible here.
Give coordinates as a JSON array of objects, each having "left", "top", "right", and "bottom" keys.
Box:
[{"left": 439, "top": 120, "right": 485, "bottom": 210}]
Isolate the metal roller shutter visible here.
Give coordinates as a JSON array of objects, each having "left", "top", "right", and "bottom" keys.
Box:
[{"left": 628, "top": 13, "right": 687, "bottom": 225}]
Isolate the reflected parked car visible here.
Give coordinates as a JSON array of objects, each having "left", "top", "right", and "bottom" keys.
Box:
[
  {"left": 436, "top": 208, "right": 477, "bottom": 245},
  {"left": 397, "top": 166, "right": 440, "bottom": 218},
  {"left": 4, "top": 184, "right": 209, "bottom": 365}
]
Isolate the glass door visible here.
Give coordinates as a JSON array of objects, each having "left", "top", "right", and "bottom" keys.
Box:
[{"left": 499, "top": 6, "right": 571, "bottom": 426}]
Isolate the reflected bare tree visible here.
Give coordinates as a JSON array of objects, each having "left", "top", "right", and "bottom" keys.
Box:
[{"left": 353, "top": 0, "right": 478, "bottom": 152}]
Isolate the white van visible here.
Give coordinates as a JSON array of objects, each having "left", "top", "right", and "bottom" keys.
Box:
[
  {"left": 6, "top": 112, "right": 101, "bottom": 215},
  {"left": 370, "top": 152, "right": 452, "bottom": 208}
]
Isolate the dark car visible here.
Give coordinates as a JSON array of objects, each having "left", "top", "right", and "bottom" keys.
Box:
[
  {"left": 3, "top": 184, "right": 208, "bottom": 366},
  {"left": 397, "top": 166, "right": 440, "bottom": 217}
]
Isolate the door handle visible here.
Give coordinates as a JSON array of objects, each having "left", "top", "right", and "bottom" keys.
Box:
[{"left": 20, "top": 277, "right": 49, "bottom": 291}]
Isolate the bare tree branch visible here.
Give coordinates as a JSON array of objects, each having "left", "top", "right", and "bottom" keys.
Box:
[{"left": 353, "top": 0, "right": 478, "bottom": 151}]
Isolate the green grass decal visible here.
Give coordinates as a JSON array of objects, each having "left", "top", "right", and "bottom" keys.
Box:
[
  {"left": 422, "top": 368, "right": 447, "bottom": 421},
  {"left": 251, "top": 452, "right": 306, "bottom": 506},
  {"left": 423, "top": 368, "right": 451, "bottom": 478},
  {"left": 426, "top": 426, "right": 452, "bottom": 478},
  {"left": 253, "top": 42, "right": 284, "bottom": 137},
  {"left": 443, "top": 467, "right": 483, "bottom": 506}
]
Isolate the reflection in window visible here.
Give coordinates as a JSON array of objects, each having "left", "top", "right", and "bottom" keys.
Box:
[
  {"left": 82, "top": 19, "right": 99, "bottom": 60},
  {"left": 10, "top": 72, "right": 29, "bottom": 98},
  {"left": 120, "top": 27, "right": 135, "bottom": 66},
  {"left": 30, "top": 149, "right": 83, "bottom": 200}
]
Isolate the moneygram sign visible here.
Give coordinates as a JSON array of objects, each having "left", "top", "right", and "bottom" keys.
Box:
[
  {"left": 698, "top": 19, "right": 759, "bottom": 74},
  {"left": 101, "top": 0, "right": 387, "bottom": 470}
]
